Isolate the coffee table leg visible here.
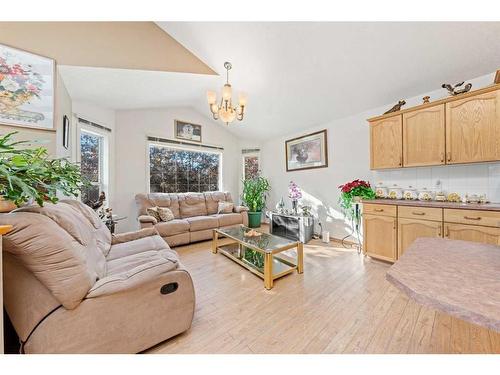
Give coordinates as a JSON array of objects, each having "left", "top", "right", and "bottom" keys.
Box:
[
  {"left": 264, "top": 253, "right": 273, "bottom": 290},
  {"left": 212, "top": 230, "right": 218, "bottom": 254},
  {"left": 297, "top": 242, "right": 304, "bottom": 274}
]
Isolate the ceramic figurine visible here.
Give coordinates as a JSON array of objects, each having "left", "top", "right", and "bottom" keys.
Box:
[
  {"left": 276, "top": 197, "right": 285, "bottom": 213},
  {"left": 422, "top": 96, "right": 430, "bottom": 104},
  {"left": 442, "top": 82, "right": 472, "bottom": 96},
  {"left": 383, "top": 100, "right": 406, "bottom": 115}
]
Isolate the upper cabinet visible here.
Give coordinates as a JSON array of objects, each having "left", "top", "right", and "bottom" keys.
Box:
[
  {"left": 369, "top": 115, "right": 402, "bottom": 169},
  {"left": 445, "top": 89, "right": 500, "bottom": 164},
  {"left": 368, "top": 86, "right": 500, "bottom": 169},
  {"left": 402, "top": 104, "right": 445, "bottom": 167}
]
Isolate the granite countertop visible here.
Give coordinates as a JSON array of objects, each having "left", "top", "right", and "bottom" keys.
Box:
[
  {"left": 362, "top": 199, "right": 500, "bottom": 212},
  {"left": 387, "top": 237, "right": 500, "bottom": 332}
]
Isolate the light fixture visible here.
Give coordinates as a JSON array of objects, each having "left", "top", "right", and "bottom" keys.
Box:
[{"left": 207, "top": 62, "right": 247, "bottom": 125}]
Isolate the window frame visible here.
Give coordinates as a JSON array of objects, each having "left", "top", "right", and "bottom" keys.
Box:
[
  {"left": 78, "top": 127, "right": 109, "bottom": 202},
  {"left": 146, "top": 141, "right": 223, "bottom": 194}
]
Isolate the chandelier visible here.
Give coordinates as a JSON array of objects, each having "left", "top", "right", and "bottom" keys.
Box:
[{"left": 206, "top": 62, "right": 247, "bottom": 124}]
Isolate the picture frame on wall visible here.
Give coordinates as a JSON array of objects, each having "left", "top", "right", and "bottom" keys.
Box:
[
  {"left": 495, "top": 69, "right": 500, "bottom": 84},
  {"left": 62, "top": 115, "right": 70, "bottom": 149},
  {"left": 0, "top": 43, "right": 56, "bottom": 130},
  {"left": 285, "top": 129, "right": 328, "bottom": 172},
  {"left": 174, "top": 119, "right": 202, "bottom": 142}
]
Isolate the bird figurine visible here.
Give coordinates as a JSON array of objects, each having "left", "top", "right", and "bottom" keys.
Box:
[
  {"left": 441, "top": 82, "right": 472, "bottom": 96},
  {"left": 422, "top": 96, "right": 430, "bottom": 104},
  {"left": 383, "top": 100, "right": 406, "bottom": 115}
]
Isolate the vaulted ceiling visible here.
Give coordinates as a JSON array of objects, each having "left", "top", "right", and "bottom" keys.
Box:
[{"left": 59, "top": 22, "right": 500, "bottom": 140}]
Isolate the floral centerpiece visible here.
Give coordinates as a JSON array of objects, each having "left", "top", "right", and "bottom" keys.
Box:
[
  {"left": 338, "top": 179, "right": 375, "bottom": 218},
  {"left": 288, "top": 181, "right": 302, "bottom": 215}
]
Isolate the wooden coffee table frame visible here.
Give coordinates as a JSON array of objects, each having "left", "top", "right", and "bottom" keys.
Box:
[{"left": 212, "top": 228, "right": 304, "bottom": 290}]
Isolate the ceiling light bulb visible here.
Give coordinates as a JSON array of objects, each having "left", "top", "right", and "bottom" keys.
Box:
[
  {"left": 210, "top": 103, "right": 219, "bottom": 114},
  {"left": 207, "top": 91, "right": 217, "bottom": 105},
  {"left": 238, "top": 92, "right": 247, "bottom": 107},
  {"left": 222, "top": 84, "right": 232, "bottom": 101}
]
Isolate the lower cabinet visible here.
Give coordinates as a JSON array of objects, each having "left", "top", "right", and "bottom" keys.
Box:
[
  {"left": 398, "top": 218, "right": 443, "bottom": 258},
  {"left": 444, "top": 222, "right": 500, "bottom": 245},
  {"left": 363, "top": 213, "right": 397, "bottom": 262}
]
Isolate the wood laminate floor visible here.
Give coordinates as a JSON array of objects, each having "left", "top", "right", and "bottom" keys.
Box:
[{"left": 147, "top": 233, "right": 500, "bottom": 354}]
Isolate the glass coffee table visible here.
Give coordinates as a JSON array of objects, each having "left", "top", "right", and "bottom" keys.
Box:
[{"left": 212, "top": 225, "right": 304, "bottom": 290}]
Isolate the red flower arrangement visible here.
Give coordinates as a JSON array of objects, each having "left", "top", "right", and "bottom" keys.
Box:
[{"left": 338, "top": 179, "right": 375, "bottom": 217}]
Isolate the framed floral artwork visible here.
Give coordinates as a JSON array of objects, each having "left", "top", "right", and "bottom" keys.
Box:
[
  {"left": 285, "top": 129, "right": 328, "bottom": 172},
  {"left": 0, "top": 43, "right": 55, "bottom": 130},
  {"left": 175, "top": 119, "right": 202, "bottom": 142}
]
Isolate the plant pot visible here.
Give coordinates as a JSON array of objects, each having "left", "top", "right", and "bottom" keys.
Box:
[
  {"left": 247, "top": 211, "right": 262, "bottom": 228},
  {"left": 0, "top": 197, "right": 17, "bottom": 213}
]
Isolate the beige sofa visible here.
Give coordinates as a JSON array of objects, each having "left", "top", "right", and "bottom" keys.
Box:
[
  {"left": 135, "top": 192, "right": 248, "bottom": 247},
  {"left": 0, "top": 200, "right": 195, "bottom": 354}
]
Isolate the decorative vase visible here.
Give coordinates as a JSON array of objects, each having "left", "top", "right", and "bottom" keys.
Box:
[
  {"left": 291, "top": 200, "right": 298, "bottom": 215},
  {"left": 247, "top": 211, "right": 262, "bottom": 228},
  {"left": 275, "top": 197, "right": 285, "bottom": 213}
]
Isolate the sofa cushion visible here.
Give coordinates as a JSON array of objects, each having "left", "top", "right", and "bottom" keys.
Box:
[
  {"left": 155, "top": 219, "right": 190, "bottom": 237},
  {"left": 179, "top": 193, "right": 208, "bottom": 218},
  {"left": 87, "top": 248, "right": 179, "bottom": 298},
  {"left": 109, "top": 231, "right": 165, "bottom": 258},
  {"left": 186, "top": 215, "right": 219, "bottom": 231},
  {"left": 204, "top": 191, "right": 233, "bottom": 215},
  {"left": 213, "top": 213, "right": 244, "bottom": 227},
  {"left": 135, "top": 193, "right": 181, "bottom": 219},
  {"left": 217, "top": 201, "right": 234, "bottom": 214}
]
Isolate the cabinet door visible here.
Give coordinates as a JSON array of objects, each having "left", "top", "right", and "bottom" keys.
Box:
[
  {"left": 370, "top": 115, "right": 402, "bottom": 169},
  {"left": 444, "top": 223, "right": 500, "bottom": 245},
  {"left": 363, "top": 214, "right": 397, "bottom": 262},
  {"left": 403, "top": 105, "right": 445, "bottom": 167},
  {"left": 446, "top": 89, "right": 500, "bottom": 164},
  {"left": 398, "top": 218, "right": 442, "bottom": 258}
]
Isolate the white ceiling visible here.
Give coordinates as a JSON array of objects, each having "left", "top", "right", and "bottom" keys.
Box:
[{"left": 60, "top": 22, "right": 500, "bottom": 140}]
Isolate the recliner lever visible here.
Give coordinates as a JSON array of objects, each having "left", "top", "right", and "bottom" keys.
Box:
[{"left": 160, "top": 282, "right": 178, "bottom": 295}]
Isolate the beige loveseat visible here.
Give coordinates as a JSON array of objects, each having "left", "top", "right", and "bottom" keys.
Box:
[
  {"left": 135, "top": 192, "right": 248, "bottom": 247},
  {"left": 0, "top": 200, "right": 195, "bottom": 354}
]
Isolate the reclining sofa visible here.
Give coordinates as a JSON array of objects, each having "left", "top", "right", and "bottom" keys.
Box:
[
  {"left": 0, "top": 200, "right": 195, "bottom": 353},
  {"left": 135, "top": 191, "right": 248, "bottom": 247}
]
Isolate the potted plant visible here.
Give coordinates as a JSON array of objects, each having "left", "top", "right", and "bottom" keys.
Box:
[
  {"left": 0, "top": 132, "right": 85, "bottom": 211},
  {"left": 242, "top": 176, "right": 271, "bottom": 228},
  {"left": 338, "top": 179, "right": 375, "bottom": 218}
]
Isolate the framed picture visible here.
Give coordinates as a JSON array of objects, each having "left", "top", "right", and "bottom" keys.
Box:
[
  {"left": 0, "top": 43, "right": 56, "bottom": 130},
  {"left": 495, "top": 70, "right": 500, "bottom": 84},
  {"left": 285, "top": 129, "right": 328, "bottom": 172},
  {"left": 62, "top": 115, "right": 70, "bottom": 149},
  {"left": 175, "top": 120, "right": 202, "bottom": 142}
]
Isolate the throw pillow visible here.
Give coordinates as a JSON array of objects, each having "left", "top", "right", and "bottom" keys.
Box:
[
  {"left": 146, "top": 207, "right": 161, "bottom": 222},
  {"left": 217, "top": 201, "right": 234, "bottom": 214},
  {"left": 157, "top": 207, "right": 175, "bottom": 222}
]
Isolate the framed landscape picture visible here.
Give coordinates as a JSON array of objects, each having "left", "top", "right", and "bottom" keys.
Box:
[
  {"left": 175, "top": 120, "right": 202, "bottom": 142},
  {"left": 285, "top": 129, "right": 328, "bottom": 172},
  {"left": 0, "top": 43, "right": 55, "bottom": 130},
  {"left": 63, "top": 115, "right": 70, "bottom": 149}
]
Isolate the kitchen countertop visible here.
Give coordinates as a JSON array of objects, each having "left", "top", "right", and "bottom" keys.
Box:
[
  {"left": 387, "top": 237, "right": 500, "bottom": 332},
  {"left": 362, "top": 199, "right": 500, "bottom": 211}
]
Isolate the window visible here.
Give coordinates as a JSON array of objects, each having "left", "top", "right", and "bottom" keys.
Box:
[
  {"left": 80, "top": 130, "right": 105, "bottom": 204},
  {"left": 243, "top": 152, "right": 260, "bottom": 180},
  {"left": 149, "top": 143, "right": 221, "bottom": 193}
]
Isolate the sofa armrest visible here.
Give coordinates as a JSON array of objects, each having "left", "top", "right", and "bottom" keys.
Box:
[
  {"left": 234, "top": 205, "right": 249, "bottom": 213},
  {"left": 138, "top": 214, "right": 158, "bottom": 225},
  {"left": 111, "top": 227, "right": 159, "bottom": 245}
]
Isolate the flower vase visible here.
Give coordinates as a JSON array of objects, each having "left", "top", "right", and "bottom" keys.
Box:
[{"left": 291, "top": 200, "right": 298, "bottom": 215}]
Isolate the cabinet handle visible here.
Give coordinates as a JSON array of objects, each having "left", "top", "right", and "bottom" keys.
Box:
[
  {"left": 464, "top": 216, "right": 481, "bottom": 221},
  {"left": 412, "top": 211, "right": 425, "bottom": 216},
  {"left": 440, "top": 153, "right": 445, "bottom": 163},
  {"left": 399, "top": 156, "right": 402, "bottom": 166},
  {"left": 445, "top": 226, "right": 449, "bottom": 237},
  {"left": 438, "top": 226, "right": 442, "bottom": 237},
  {"left": 447, "top": 152, "right": 452, "bottom": 162},
  {"left": 374, "top": 208, "right": 384, "bottom": 212}
]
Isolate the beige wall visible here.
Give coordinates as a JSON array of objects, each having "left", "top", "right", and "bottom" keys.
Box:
[
  {"left": 114, "top": 107, "right": 242, "bottom": 233},
  {"left": 0, "top": 22, "right": 215, "bottom": 74}
]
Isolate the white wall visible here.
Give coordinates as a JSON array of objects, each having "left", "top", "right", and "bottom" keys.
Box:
[
  {"left": 72, "top": 100, "right": 116, "bottom": 207},
  {"left": 260, "top": 71, "right": 499, "bottom": 240},
  {"left": 114, "top": 107, "right": 242, "bottom": 232}
]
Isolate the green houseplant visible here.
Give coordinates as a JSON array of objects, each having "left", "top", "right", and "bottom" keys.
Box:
[
  {"left": 242, "top": 176, "right": 270, "bottom": 228},
  {"left": 0, "top": 132, "right": 85, "bottom": 211}
]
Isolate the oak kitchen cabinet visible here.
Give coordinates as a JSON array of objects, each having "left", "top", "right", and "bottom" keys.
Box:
[
  {"left": 398, "top": 218, "right": 442, "bottom": 258},
  {"left": 369, "top": 115, "right": 402, "bottom": 169},
  {"left": 446, "top": 89, "right": 500, "bottom": 164},
  {"left": 363, "top": 204, "right": 397, "bottom": 262},
  {"left": 368, "top": 85, "right": 500, "bottom": 169},
  {"left": 443, "top": 223, "right": 500, "bottom": 245},
  {"left": 402, "top": 104, "right": 445, "bottom": 167}
]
